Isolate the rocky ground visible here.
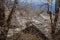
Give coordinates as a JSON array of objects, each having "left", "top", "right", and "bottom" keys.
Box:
[{"left": 5, "top": 6, "right": 60, "bottom": 40}]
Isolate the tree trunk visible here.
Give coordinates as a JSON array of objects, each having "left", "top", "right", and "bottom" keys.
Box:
[
  {"left": 0, "top": 0, "right": 18, "bottom": 40},
  {"left": 0, "top": 0, "right": 5, "bottom": 26},
  {"left": 0, "top": 0, "right": 5, "bottom": 40},
  {"left": 51, "top": 0, "right": 59, "bottom": 40}
]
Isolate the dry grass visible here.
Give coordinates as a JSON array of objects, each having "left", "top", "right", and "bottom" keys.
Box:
[{"left": 18, "top": 32, "right": 42, "bottom": 40}]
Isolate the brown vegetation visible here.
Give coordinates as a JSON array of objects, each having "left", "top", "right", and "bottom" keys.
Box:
[{"left": 0, "top": 0, "right": 60, "bottom": 40}]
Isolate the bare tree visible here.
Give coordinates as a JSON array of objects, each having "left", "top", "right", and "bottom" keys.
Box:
[
  {"left": 47, "top": 0, "right": 60, "bottom": 40},
  {"left": 0, "top": 0, "right": 60, "bottom": 40},
  {"left": 0, "top": 0, "right": 18, "bottom": 40}
]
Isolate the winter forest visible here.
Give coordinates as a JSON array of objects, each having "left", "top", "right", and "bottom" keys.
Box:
[{"left": 0, "top": 0, "right": 60, "bottom": 40}]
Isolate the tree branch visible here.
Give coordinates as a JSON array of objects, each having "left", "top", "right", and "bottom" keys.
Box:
[{"left": 0, "top": 0, "right": 18, "bottom": 40}]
